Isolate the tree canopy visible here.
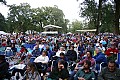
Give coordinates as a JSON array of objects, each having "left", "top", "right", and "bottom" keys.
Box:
[
  {"left": 69, "top": 20, "right": 83, "bottom": 33},
  {"left": 1, "top": 1, "right": 120, "bottom": 34},
  {"left": 6, "top": 3, "right": 68, "bottom": 33},
  {"left": 79, "top": 0, "right": 120, "bottom": 34}
]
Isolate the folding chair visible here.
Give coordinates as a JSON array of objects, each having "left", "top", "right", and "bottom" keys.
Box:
[
  {"left": 5, "top": 49, "right": 14, "bottom": 57},
  {"left": 116, "top": 52, "right": 120, "bottom": 68},
  {"left": 0, "top": 51, "right": 5, "bottom": 55},
  {"left": 30, "top": 44, "right": 36, "bottom": 50},
  {"left": 29, "top": 57, "right": 36, "bottom": 63},
  {"left": 23, "top": 44, "right": 30, "bottom": 49},
  {"left": 0, "top": 47, "right": 6, "bottom": 51}
]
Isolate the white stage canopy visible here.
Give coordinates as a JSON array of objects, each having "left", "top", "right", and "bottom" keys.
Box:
[
  {"left": 67, "top": 32, "right": 72, "bottom": 34},
  {"left": 41, "top": 31, "right": 58, "bottom": 34},
  {"left": 43, "top": 24, "right": 62, "bottom": 29},
  {"left": 76, "top": 29, "right": 96, "bottom": 32},
  {"left": 0, "top": 31, "right": 8, "bottom": 35}
]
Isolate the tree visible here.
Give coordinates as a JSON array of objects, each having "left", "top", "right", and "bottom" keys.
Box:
[
  {"left": 7, "top": 3, "right": 33, "bottom": 32},
  {"left": 7, "top": 3, "right": 68, "bottom": 33},
  {"left": 96, "top": 0, "right": 102, "bottom": 34},
  {"left": 33, "top": 6, "right": 67, "bottom": 33},
  {"left": 114, "top": 0, "right": 120, "bottom": 34},
  {"left": 0, "top": 0, "right": 7, "bottom": 31},
  {"left": 80, "top": 0, "right": 98, "bottom": 30},
  {"left": 70, "top": 20, "right": 83, "bottom": 33},
  {"left": 41, "top": 6, "right": 66, "bottom": 28},
  {"left": 79, "top": 0, "right": 118, "bottom": 34},
  {"left": 0, "top": 13, "right": 6, "bottom": 31},
  {"left": 100, "top": 2, "right": 115, "bottom": 32}
]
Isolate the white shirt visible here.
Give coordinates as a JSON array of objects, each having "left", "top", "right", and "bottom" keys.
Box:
[
  {"left": 56, "top": 50, "right": 66, "bottom": 57},
  {"left": 98, "top": 46, "right": 106, "bottom": 52},
  {"left": 39, "top": 44, "right": 44, "bottom": 49},
  {"left": 34, "top": 55, "right": 49, "bottom": 63}
]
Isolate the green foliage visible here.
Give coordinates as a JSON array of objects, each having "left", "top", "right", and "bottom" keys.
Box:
[
  {"left": 100, "top": 2, "right": 115, "bottom": 32},
  {"left": 70, "top": 20, "right": 83, "bottom": 33},
  {"left": 79, "top": 0, "right": 119, "bottom": 33},
  {"left": 80, "top": 0, "right": 98, "bottom": 30},
  {"left": 0, "top": 13, "right": 6, "bottom": 31},
  {"left": 6, "top": 3, "right": 68, "bottom": 33},
  {"left": 7, "top": 3, "right": 32, "bottom": 32}
]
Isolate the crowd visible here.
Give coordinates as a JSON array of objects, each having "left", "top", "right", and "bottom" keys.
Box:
[{"left": 0, "top": 32, "right": 120, "bottom": 80}]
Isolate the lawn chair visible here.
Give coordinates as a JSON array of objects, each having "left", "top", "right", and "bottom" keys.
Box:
[{"left": 116, "top": 52, "right": 120, "bottom": 68}]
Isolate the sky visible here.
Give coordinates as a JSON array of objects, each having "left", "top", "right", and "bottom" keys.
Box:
[{"left": 0, "top": 0, "right": 84, "bottom": 22}]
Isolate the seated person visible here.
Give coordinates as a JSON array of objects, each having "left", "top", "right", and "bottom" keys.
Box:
[
  {"left": 70, "top": 51, "right": 95, "bottom": 80},
  {"left": 57, "top": 52, "right": 68, "bottom": 62},
  {"left": 34, "top": 50, "right": 49, "bottom": 75},
  {"left": 94, "top": 48, "right": 107, "bottom": 71},
  {"left": 75, "top": 51, "right": 95, "bottom": 69},
  {"left": 105, "top": 42, "right": 119, "bottom": 61},
  {"left": 34, "top": 50, "right": 49, "bottom": 64},
  {"left": 20, "top": 45, "right": 26, "bottom": 54},
  {"left": 66, "top": 46, "right": 77, "bottom": 61},
  {"left": 98, "top": 60, "right": 120, "bottom": 80},
  {"left": 0, "top": 55, "right": 10, "bottom": 79},
  {"left": 48, "top": 60, "right": 69, "bottom": 80},
  {"left": 11, "top": 44, "right": 17, "bottom": 55},
  {"left": 23, "top": 62, "right": 41, "bottom": 80},
  {"left": 21, "top": 48, "right": 28, "bottom": 61},
  {"left": 32, "top": 45, "right": 41, "bottom": 57},
  {"left": 16, "top": 45, "right": 27, "bottom": 59},
  {"left": 53, "top": 43, "right": 59, "bottom": 52},
  {"left": 56, "top": 47, "right": 66, "bottom": 57},
  {"left": 98, "top": 43, "right": 106, "bottom": 53},
  {"left": 45, "top": 45, "right": 55, "bottom": 59},
  {"left": 74, "top": 60, "right": 95, "bottom": 80},
  {"left": 54, "top": 52, "right": 68, "bottom": 69}
]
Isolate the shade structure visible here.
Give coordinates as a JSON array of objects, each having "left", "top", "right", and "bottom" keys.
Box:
[
  {"left": 41, "top": 31, "right": 58, "bottom": 34},
  {"left": 67, "top": 32, "right": 72, "bottom": 34},
  {"left": 43, "top": 24, "right": 62, "bottom": 29},
  {"left": 0, "top": 31, "right": 7, "bottom": 35},
  {"left": 76, "top": 29, "right": 96, "bottom": 32}
]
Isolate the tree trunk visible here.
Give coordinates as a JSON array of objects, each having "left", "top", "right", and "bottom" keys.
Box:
[
  {"left": 114, "top": 0, "right": 120, "bottom": 34},
  {"left": 95, "top": 0, "right": 102, "bottom": 34}
]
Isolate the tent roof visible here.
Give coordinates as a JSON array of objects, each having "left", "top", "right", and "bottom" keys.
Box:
[
  {"left": 76, "top": 29, "right": 96, "bottom": 32},
  {"left": 0, "top": 31, "right": 7, "bottom": 35},
  {"left": 43, "top": 24, "right": 62, "bottom": 29},
  {"left": 67, "top": 32, "right": 72, "bottom": 34},
  {"left": 41, "top": 31, "right": 58, "bottom": 34}
]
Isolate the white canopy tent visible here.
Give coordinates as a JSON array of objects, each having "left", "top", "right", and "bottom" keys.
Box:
[
  {"left": 43, "top": 24, "right": 62, "bottom": 29},
  {"left": 41, "top": 31, "right": 58, "bottom": 34},
  {"left": 67, "top": 32, "right": 72, "bottom": 34},
  {"left": 76, "top": 29, "right": 96, "bottom": 32},
  {"left": 0, "top": 31, "right": 8, "bottom": 35}
]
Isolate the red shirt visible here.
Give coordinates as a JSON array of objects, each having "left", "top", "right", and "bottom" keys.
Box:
[
  {"left": 20, "top": 47, "right": 25, "bottom": 53},
  {"left": 105, "top": 48, "right": 119, "bottom": 57},
  {"left": 2, "top": 43, "right": 6, "bottom": 47}
]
